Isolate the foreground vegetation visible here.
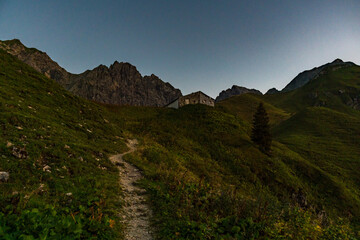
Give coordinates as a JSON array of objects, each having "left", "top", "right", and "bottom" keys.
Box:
[
  {"left": 1, "top": 48, "right": 360, "bottom": 239},
  {"left": 0, "top": 50, "right": 128, "bottom": 239}
]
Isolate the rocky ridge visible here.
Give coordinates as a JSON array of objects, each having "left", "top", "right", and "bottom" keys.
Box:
[
  {"left": 216, "top": 85, "right": 262, "bottom": 102},
  {"left": 69, "top": 62, "right": 181, "bottom": 106},
  {"left": 0, "top": 39, "right": 181, "bottom": 106}
]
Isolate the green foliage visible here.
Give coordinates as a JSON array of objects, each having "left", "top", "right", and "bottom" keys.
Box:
[
  {"left": 0, "top": 203, "right": 115, "bottom": 239},
  {"left": 265, "top": 207, "right": 358, "bottom": 240},
  {"left": 0, "top": 50, "right": 126, "bottom": 239}
]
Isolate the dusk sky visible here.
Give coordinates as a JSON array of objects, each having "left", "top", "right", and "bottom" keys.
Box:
[{"left": 1, "top": 0, "right": 360, "bottom": 97}]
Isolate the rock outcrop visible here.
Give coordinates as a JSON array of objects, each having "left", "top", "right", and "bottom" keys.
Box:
[
  {"left": 0, "top": 39, "right": 182, "bottom": 106},
  {"left": 215, "top": 85, "right": 262, "bottom": 102},
  {"left": 0, "top": 172, "right": 9, "bottom": 182},
  {"left": 282, "top": 59, "right": 355, "bottom": 92}
]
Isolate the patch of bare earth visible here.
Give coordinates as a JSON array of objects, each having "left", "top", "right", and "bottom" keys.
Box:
[{"left": 110, "top": 139, "right": 153, "bottom": 240}]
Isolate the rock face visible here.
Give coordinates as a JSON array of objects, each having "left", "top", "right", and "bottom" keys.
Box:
[
  {"left": 69, "top": 62, "right": 181, "bottom": 106},
  {"left": 0, "top": 39, "right": 182, "bottom": 106},
  {"left": 282, "top": 59, "right": 355, "bottom": 92},
  {"left": 215, "top": 85, "right": 262, "bottom": 102}
]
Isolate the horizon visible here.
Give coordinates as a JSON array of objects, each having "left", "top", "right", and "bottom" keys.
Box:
[{"left": 1, "top": 0, "right": 360, "bottom": 97}]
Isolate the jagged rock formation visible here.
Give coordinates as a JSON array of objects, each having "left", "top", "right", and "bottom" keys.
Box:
[
  {"left": 69, "top": 62, "right": 181, "bottom": 106},
  {"left": 265, "top": 88, "right": 280, "bottom": 95},
  {"left": 282, "top": 59, "right": 355, "bottom": 92},
  {"left": 215, "top": 85, "right": 262, "bottom": 102},
  {"left": 0, "top": 39, "right": 181, "bottom": 106}
]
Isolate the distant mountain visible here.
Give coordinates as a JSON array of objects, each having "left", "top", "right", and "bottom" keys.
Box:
[
  {"left": 68, "top": 62, "right": 182, "bottom": 106},
  {"left": 282, "top": 59, "right": 355, "bottom": 92},
  {"left": 265, "top": 88, "right": 280, "bottom": 95},
  {"left": 0, "top": 39, "right": 181, "bottom": 106},
  {"left": 215, "top": 85, "right": 262, "bottom": 102}
]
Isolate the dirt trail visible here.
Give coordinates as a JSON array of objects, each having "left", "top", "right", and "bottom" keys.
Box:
[{"left": 110, "top": 139, "right": 153, "bottom": 240}]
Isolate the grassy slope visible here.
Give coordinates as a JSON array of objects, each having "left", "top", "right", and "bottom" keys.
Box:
[
  {"left": 216, "top": 93, "right": 291, "bottom": 126},
  {"left": 269, "top": 65, "right": 360, "bottom": 217},
  {"left": 264, "top": 65, "right": 360, "bottom": 114},
  {"left": 216, "top": 65, "right": 360, "bottom": 224},
  {"left": 0, "top": 49, "right": 128, "bottom": 239},
  {"left": 107, "top": 102, "right": 359, "bottom": 239}
]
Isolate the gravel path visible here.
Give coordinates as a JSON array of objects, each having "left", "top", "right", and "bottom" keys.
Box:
[{"left": 110, "top": 139, "right": 153, "bottom": 240}]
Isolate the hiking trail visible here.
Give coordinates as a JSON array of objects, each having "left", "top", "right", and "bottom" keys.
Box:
[{"left": 110, "top": 139, "right": 153, "bottom": 240}]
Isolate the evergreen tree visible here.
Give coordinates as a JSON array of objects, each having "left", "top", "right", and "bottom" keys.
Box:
[{"left": 251, "top": 102, "right": 271, "bottom": 154}]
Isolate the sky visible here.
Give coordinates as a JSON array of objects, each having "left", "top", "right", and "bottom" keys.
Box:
[{"left": 1, "top": 0, "right": 360, "bottom": 97}]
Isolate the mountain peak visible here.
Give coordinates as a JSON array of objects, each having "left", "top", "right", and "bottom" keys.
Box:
[
  {"left": 2, "top": 39, "right": 23, "bottom": 45},
  {"left": 216, "top": 85, "right": 262, "bottom": 102},
  {"left": 109, "top": 61, "right": 137, "bottom": 71},
  {"left": 146, "top": 73, "right": 159, "bottom": 78},
  {"left": 0, "top": 39, "right": 43, "bottom": 54},
  {"left": 265, "top": 88, "right": 280, "bottom": 95},
  {"left": 282, "top": 59, "right": 356, "bottom": 92},
  {"left": 332, "top": 58, "right": 343, "bottom": 64}
]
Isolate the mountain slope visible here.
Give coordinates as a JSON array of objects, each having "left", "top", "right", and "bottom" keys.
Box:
[
  {"left": 216, "top": 93, "right": 290, "bottom": 126},
  {"left": 0, "top": 39, "right": 72, "bottom": 87},
  {"left": 216, "top": 62, "right": 360, "bottom": 230},
  {"left": 265, "top": 63, "right": 360, "bottom": 113},
  {"left": 282, "top": 58, "right": 356, "bottom": 92},
  {"left": 0, "top": 39, "right": 181, "bottom": 106},
  {"left": 0, "top": 49, "right": 128, "bottom": 239}
]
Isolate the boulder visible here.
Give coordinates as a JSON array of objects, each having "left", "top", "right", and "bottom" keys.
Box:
[{"left": 0, "top": 172, "right": 9, "bottom": 182}]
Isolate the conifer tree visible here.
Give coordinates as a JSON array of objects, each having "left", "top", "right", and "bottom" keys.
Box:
[{"left": 251, "top": 102, "right": 271, "bottom": 154}]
